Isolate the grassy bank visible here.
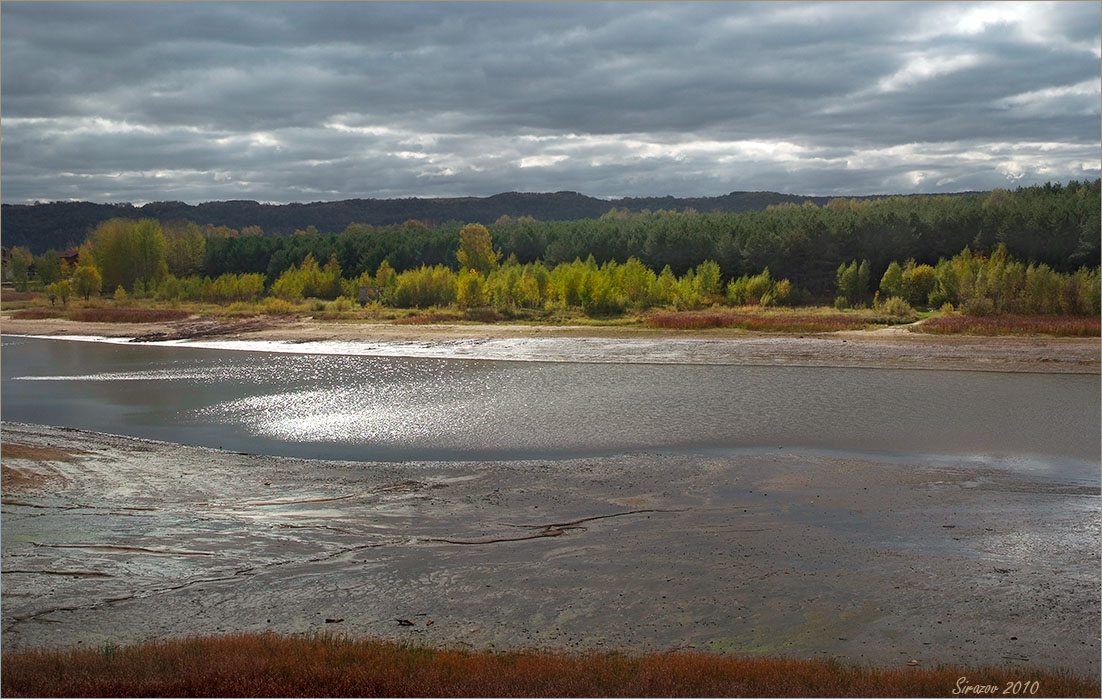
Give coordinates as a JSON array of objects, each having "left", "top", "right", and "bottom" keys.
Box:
[
  {"left": 4, "top": 287, "right": 1100, "bottom": 337},
  {"left": 2, "top": 634, "right": 1097, "bottom": 698},
  {"left": 644, "top": 308, "right": 906, "bottom": 333},
  {"left": 9, "top": 307, "right": 192, "bottom": 323},
  {"left": 915, "top": 314, "right": 1101, "bottom": 337}
]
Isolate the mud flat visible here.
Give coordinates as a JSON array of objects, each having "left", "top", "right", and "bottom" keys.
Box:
[{"left": 2, "top": 422, "right": 1098, "bottom": 673}]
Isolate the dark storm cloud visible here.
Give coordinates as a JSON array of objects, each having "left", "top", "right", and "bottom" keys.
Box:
[{"left": 2, "top": 1, "right": 1098, "bottom": 204}]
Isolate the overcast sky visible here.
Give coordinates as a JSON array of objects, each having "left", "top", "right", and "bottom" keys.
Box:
[{"left": 2, "top": 1, "right": 1099, "bottom": 204}]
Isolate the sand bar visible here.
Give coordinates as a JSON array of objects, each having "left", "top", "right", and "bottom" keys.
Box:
[{"left": 2, "top": 314, "right": 1099, "bottom": 372}]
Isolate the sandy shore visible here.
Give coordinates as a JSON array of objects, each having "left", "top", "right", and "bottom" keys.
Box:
[
  {"left": 2, "top": 314, "right": 1099, "bottom": 372},
  {"left": 2, "top": 422, "right": 1098, "bottom": 673}
]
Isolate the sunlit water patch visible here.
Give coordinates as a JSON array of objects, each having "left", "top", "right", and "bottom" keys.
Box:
[{"left": 2, "top": 336, "right": 1098, "bottom": 483}]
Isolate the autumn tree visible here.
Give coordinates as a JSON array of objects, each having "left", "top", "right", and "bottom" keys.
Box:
[
  {"left": 72, "top": 264, "right": 102, "bottom": 300},
  {"left": 879, "top": 261, "right": 904, "bottom": 299},
  {"left": 456, "top": 223, "right": 500, "bottom": 276},
  {"left": 692, "top": 260, "right": 722, "bottom": 303},
  {"left": 92, "top": 218, "right": 168, "bottom": 292},
  {"left": 456, "top": 268, "right": 488, "bottom": 308},
  {"left": 164, "top": 221, "right": 207, "bottom": 276},
  {"left": 48, "top": 280, "right": 72, "bottom": 306},
  {"left": 835, "top": 260, "right": 870, "bottom": 308},
  {"left": 901, "top": 261, "right": 936, "bottom": 307},
  {"left": 9, "top": 247, "right": 32, "bottom": 290},
  {"left": 34, "top": 250, "right": 63, "bottom": 285}
]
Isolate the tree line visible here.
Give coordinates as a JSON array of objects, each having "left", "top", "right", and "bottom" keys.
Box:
[
  {"left": 839, "top": 244, "right": 1100, "bottom": 316},
  {"left": 8, "top": 212, "right": 1097, "bottom": 318},
  {"left": 6, "top": 182, "right": 1099, "bottom": 291},
  {"left": 198, "top": 180, "right": 1099, "bottom": 297}
]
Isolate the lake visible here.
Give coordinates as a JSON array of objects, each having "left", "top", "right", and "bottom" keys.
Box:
[{"left": 2, "top": 335, "right": 1098, "bottom": 483}]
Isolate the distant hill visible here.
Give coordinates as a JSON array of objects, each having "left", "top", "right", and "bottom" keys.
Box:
[{"left": 2, "top": 189, "right": 953, "bottom": 253}]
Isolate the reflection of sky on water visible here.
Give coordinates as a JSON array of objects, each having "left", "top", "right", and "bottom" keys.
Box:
[
  {"left": 2, "top": 336, "right": 1099, "bottom": 481},
  {"left": 202, "top": 384, "right": 489, "bottom": 445},
  {"left": 17, "top": 368, "right": 228, "bottom": 382}
]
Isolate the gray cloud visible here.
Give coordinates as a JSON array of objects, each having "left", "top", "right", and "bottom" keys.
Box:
[{"left": 2, "top": 1, "right": 1098, "bottom": 204}]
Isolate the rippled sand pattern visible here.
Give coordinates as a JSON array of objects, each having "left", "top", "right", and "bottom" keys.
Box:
[{"left": 2, "top": 423, "right": 1098, "bottom": 673}]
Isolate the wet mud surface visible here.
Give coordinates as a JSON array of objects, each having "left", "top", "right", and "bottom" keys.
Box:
[
  {"left": 2, "top": 422, "right": 1098, "bottom": 673},
  {"left": 3, "top": 316, "right": 1099, "bottom": 373}
]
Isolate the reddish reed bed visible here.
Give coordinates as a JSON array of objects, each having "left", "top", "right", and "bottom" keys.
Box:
[
  {"left": 1, "top": 290, "right": 38, "bottom": 302},
  {"left": 66, "top": 308, "right": 191, "bottom": 323},
  {"left": 917, "top": 314, "right": 1100, "bottom": 337},
  {"left": 646, "top": 310, "right": 872, "bottom": 333},
  {"left": 9, "top": 308, "right": 65, "bottom": 320},
  {"left": 3, "top": 634, "right": 1096, "bottom": 698}
]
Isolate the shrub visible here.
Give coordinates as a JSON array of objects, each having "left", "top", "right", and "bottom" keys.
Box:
[
  {"left": 961, "top": 296, "right": 995, "bottom": 317},
  {"left": 260, "top": 297, "right": 294, "bottom": 315},
  {"left": 327, "top": 296, "right": 353, "bottom": 313},
  {"left": 879, "top": 296, "right": 917, "bottom": 320},
  {"left": 224, "top": 302, "right": 256, "bottom": 315}
]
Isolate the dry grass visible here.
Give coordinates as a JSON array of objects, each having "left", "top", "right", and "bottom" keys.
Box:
[
  {"left": 916, "top": 314, "right": 1100, "bottom": 337},
  {"left": 66, "top": 308, "right": 191, "bottom": 323},
  {"left": 1, "top": 290, "right": 38, "bottom": 302},
  {"left": 9, "top": 308, "right": 65, "bottom": 319},
  {"left": 8, "top": 307, "right": 191, "bottom": 323},
  {"left": 394, "top": 309, "right": 504, "bottom": 324},
  {"left": 1, "top": 634, "right": 1096, "bottom": 698},
  {"left": 393, "top": 311, "right": 466, "bottom": 324},
  {"left": 646, "top": 309, "right": 876, "bottom": 333}
]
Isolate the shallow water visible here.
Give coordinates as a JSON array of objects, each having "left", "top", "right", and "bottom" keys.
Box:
[{"left": 2, "top": 336, "right": 1098, "bottom": 482}]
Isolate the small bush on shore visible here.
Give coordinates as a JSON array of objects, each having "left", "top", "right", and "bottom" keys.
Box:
[
  {"left": 327, "top": 296, "right": 354, "bottom": 313},
  {"left": 260, "top": 297, "right": 295, "bottom": 315},
  {"left": 878, "top": 296, "right": 918, "bottom": 320}
]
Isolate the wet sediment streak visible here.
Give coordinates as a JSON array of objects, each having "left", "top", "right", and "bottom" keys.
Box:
[{"left": 2, "top": 422, "right": 1098, "bottom": 674}]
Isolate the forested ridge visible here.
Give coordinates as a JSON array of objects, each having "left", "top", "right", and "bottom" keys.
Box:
[{"left": 6, "top": 188, "right": 969, "bottom": 254}]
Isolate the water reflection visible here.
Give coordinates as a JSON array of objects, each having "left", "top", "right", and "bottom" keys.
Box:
[{"left": 2, "top": 337, "right": 1099, "bottom": 482}]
